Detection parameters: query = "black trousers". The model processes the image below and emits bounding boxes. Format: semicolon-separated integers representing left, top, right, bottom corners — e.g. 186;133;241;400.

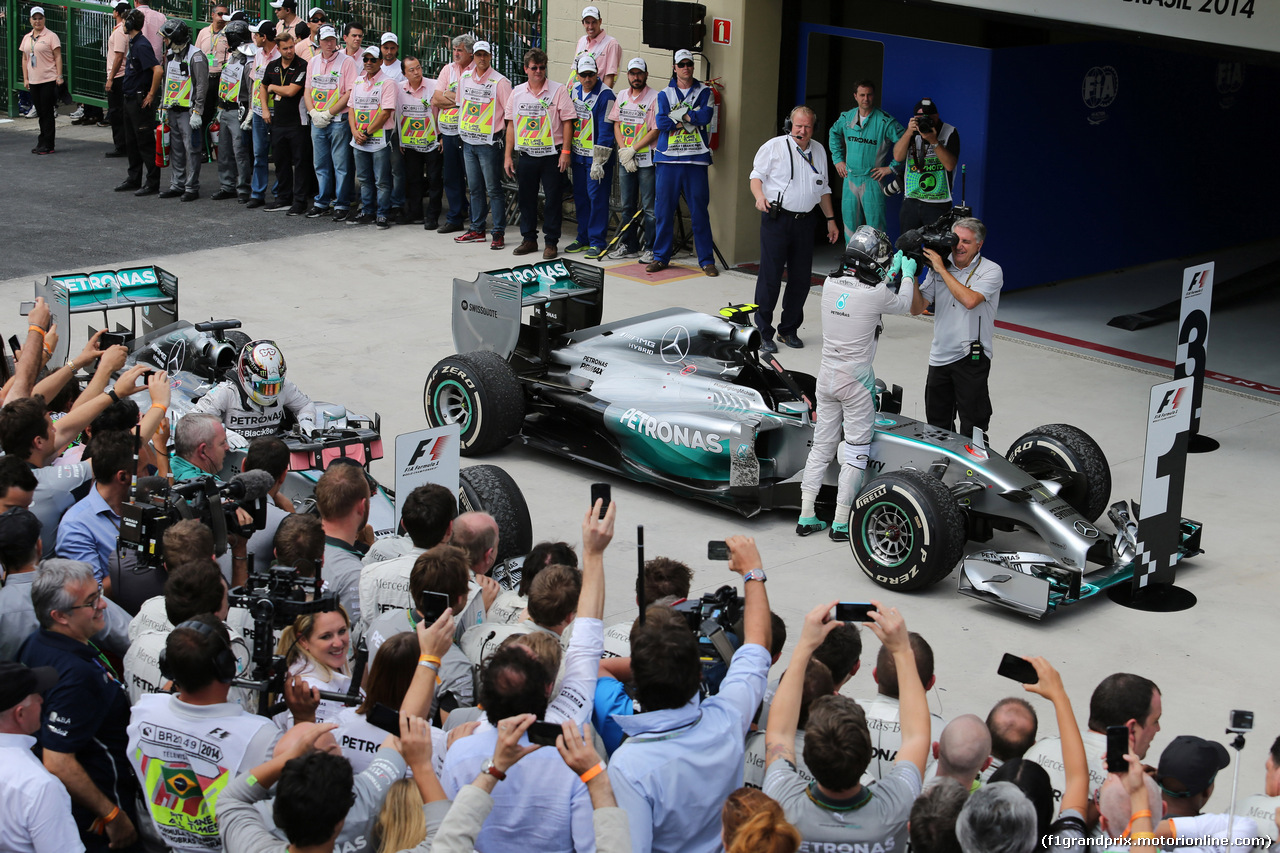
403;147;443;222
925;351;993;438
753;210;815;340
30;81;57;151
123;93;159;188
271;124;307;206
107;81;125;150
515;149;564;243
899;197;950;234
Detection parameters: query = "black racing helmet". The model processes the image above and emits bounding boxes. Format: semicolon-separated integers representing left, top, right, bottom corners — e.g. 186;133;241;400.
842;225;894;285
160;18;190;45
224;19;251;50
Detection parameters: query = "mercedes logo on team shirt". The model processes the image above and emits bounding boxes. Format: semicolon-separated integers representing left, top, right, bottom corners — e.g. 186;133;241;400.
660;325;690;364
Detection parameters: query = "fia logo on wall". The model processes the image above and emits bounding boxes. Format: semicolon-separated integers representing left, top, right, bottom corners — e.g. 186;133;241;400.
1216;61;1243;109
1082;66;1118;126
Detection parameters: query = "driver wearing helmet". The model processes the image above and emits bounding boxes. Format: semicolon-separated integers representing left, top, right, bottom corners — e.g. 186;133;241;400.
797;226;927;541
191;340;318;438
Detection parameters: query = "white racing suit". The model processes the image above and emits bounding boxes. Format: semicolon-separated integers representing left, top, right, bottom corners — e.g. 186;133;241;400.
800;271;918;514
191;380;318;439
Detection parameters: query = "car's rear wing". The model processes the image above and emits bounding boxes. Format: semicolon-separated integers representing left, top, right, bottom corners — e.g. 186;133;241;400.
31;266;179;367
452;259;603;360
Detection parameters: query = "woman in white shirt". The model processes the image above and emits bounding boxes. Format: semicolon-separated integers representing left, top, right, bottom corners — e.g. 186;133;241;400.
275;606;353;727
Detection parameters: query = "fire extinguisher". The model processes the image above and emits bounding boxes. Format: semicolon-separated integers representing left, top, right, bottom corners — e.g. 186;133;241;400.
207;118;219;163
155;111;170;168
706;77;724;152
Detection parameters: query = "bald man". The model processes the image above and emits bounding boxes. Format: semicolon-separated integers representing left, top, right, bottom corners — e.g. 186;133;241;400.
928;714;991;791
449;511;501;633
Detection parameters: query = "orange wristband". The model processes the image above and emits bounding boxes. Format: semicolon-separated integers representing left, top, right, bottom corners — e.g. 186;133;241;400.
28;325;46;336
579;762;605;784
149;403;167;412
1122;809;1152;839
419;655;442;665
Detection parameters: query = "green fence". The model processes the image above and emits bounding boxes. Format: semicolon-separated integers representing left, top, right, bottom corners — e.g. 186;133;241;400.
5;0;543;117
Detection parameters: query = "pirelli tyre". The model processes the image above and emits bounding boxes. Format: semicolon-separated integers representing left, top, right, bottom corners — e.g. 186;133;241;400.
458;464;533;563
424;351;525;456
1005;423;1111;522
848;470;967;592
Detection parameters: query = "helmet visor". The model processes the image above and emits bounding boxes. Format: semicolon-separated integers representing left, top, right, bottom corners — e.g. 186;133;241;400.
253;377;282;399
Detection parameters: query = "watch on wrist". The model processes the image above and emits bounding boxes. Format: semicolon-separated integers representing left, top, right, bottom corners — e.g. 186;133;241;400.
480;758;506;781
64;357;77;371
742;568;767;583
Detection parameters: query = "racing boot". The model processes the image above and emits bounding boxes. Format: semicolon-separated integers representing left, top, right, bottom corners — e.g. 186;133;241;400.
828;522;850;542
796;516;827;537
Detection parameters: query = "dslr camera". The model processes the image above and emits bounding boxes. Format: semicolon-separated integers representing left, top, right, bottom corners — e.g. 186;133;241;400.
915;113;936;135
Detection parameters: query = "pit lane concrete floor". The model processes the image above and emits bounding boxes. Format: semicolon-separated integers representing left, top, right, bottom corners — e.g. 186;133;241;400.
4;115;1279;812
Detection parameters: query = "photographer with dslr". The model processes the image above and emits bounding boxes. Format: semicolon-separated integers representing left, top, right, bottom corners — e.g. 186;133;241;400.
749;105;840;353
919;217;1003;439
892;99;959;233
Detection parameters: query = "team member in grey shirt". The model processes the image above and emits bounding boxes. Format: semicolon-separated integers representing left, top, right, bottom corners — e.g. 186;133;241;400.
919;216;1004;439
764;600;929;851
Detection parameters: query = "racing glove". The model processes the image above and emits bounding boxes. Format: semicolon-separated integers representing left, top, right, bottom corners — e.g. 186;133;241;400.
887;250;903;278
900;255;918;281
239;109;253;131
189;112;202;132
667;104;688;124
225;427;249;450
617;146;637;173
309;108;332;128
590;145;611;182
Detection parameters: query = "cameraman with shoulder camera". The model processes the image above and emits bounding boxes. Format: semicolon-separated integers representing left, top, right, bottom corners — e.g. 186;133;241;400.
748;105;840;353
919;217;1002;439
892;98;959;233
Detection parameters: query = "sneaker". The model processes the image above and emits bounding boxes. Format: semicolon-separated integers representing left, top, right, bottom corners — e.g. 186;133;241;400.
244;197;265;208
828;523;851;542
70;105;85;120
607;245;639;260
584;245;606;260
375;216;390;229
760;339;778;354
454;230;486;243
349;213;375;225
264;200;290;212
640;249;654;264
210;189;238;200
780;333;803;349
437;221;464;234
796;517;828;537
286;204;306;216
564;240;588;253
512;239;539;256
20;105;38;118
35;148;55;155
304;206;329;218
331;208;349;222
490;234;505;250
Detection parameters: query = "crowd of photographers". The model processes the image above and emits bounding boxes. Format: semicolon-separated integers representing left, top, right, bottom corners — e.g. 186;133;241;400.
1;297;1278;853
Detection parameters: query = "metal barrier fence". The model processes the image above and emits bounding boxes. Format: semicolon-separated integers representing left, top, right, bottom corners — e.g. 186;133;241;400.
5;0;543;117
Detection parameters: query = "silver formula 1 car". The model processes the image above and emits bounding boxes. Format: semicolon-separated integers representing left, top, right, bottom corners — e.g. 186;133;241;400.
423;260;1202;618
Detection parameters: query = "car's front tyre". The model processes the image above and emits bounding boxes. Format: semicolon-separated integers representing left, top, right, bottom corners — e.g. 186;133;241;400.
848;470;967;592
424;351;525;456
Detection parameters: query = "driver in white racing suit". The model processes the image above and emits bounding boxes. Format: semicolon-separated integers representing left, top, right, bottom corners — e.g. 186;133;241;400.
192;339;318;439
797;226;927;540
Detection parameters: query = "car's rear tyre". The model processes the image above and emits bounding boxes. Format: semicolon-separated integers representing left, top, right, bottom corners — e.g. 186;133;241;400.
1005;424;1111;522
458;464;534;562
424;351;525;456
849;470;967;591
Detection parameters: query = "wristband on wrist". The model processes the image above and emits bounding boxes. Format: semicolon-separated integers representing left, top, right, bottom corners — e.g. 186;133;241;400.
579;762;606;784
1122;810;1152;838
90;804;121;834
106;389;120;403
419;654;442;665
28;324;46;336
149;403;167;412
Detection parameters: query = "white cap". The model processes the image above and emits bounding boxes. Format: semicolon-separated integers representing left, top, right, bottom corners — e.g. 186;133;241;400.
111;0;129;9
29;5;45;15
268;0;284;6
627;57;646;72
472;39;491;54
380;31;397;45
674;49;694;64
252;19;272;33
227;10;247;21
576;54;597;73
317;24;336;39
361;45;379;57
305;6;323;17
581;5;600;19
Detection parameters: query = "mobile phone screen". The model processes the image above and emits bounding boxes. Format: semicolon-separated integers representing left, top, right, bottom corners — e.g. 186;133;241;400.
418;590;451;624
590;483;611;519
707;540;729;560
366;702;400;735
527;720;563;746
835;602;877;623
1106;725;1130;776
996;653;1039;684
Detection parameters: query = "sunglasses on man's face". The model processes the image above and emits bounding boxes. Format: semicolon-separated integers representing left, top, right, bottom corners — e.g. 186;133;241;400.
526;64;546;70
363;56;379;62
676;61;694;68
579;71;596;77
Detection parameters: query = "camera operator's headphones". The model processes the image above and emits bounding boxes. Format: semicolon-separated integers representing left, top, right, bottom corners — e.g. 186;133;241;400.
158;619;238;686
